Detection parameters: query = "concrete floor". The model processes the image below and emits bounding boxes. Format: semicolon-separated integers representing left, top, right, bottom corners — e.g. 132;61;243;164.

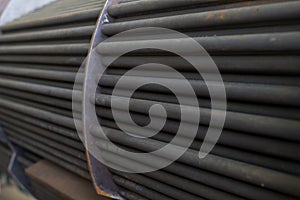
0;174;34;200
0;184;34;200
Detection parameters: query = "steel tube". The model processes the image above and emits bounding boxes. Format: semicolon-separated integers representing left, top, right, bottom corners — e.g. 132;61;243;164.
112;175;173;200
102;1;300;35
0;66;76;82
0;44;89;55
0;26;94;43
98;32;300;55
108;0;225;17
0;78;74;99
97;108;300;161
0;108;78;139
118;187;148;200
92;126;300;197
113;0;287;23
111;169;216;200
99;88;300;120
0;87;72;110
96;95;300;142
100;118;300;176
106;69;300;86
0;55;84;66
0;115;82;150
0;8;100;33
103;55;300;75
98;144;295;200
99;75;300;106
0;98;75;129
9;137;90;179
0;94;72;117
7;132;86;169
3;123;86;161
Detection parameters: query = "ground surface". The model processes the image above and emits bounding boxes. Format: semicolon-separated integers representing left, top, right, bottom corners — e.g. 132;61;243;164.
0;184;34;200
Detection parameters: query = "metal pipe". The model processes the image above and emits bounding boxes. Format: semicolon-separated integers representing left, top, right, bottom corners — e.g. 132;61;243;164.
0;94;72;117
96;94;300;142
98;144;296;200
97;32;300;54
108;0;221;17
92;126;300;197
106;69;300;86
8;137;90;180
0;55;85;66
0;44;89;55
112;175;173;200
118;187;148;200
0;66;76;82
111;169;214;200
103;55;300;75
0;26;94;43
7;131;87;169
0;87;72;110
0;98;75;129
0;63;78;72
0;8;100;33
0;78;74;99
0;108;78;140
0;115;83;151
113;0;287;23
99;75;300;106
99;88;300;120
100;118;300;176
0;74;74;89
102;1;300;35
3;123;86;161
96;107;300;161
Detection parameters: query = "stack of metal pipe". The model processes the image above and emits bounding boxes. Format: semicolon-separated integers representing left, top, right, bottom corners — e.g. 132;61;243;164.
0;0;299;199
0;0;162;199
0;0;103;184
93;0;300;199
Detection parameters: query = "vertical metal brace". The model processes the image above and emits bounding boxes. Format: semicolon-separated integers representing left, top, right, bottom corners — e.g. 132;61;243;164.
0;125;34;197
82;0;123;199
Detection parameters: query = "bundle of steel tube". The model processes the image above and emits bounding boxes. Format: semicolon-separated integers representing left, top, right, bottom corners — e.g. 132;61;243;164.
93;0;300;200
0;0;106;196
0;0;299;200
0;0;166;199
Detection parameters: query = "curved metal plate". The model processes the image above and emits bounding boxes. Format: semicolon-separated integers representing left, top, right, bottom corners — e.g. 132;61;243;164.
82;0;122;199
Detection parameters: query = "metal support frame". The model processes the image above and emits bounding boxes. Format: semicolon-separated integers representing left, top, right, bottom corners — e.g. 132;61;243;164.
82;0;123;199
0;124;33;196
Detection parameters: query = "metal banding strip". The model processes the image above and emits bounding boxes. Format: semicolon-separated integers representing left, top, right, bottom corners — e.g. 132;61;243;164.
82;0;122;199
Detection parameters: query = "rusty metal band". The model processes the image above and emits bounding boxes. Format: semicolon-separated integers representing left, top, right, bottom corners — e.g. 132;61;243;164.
82;0;122;199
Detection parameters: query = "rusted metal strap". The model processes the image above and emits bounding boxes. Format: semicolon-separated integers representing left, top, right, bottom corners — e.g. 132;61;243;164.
83;0;123;199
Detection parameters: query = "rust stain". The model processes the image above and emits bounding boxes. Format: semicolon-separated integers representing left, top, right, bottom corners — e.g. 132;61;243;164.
90;166;115;199
96;187;114;198
219;12;226;20
206;13;214;19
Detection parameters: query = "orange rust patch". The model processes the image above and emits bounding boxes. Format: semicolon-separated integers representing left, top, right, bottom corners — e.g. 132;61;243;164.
206;13;214;19
219;12;226;20
96;187;114;198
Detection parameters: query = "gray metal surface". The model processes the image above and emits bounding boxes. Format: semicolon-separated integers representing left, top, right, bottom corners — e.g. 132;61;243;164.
84;0;300;199
0;0;300;200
